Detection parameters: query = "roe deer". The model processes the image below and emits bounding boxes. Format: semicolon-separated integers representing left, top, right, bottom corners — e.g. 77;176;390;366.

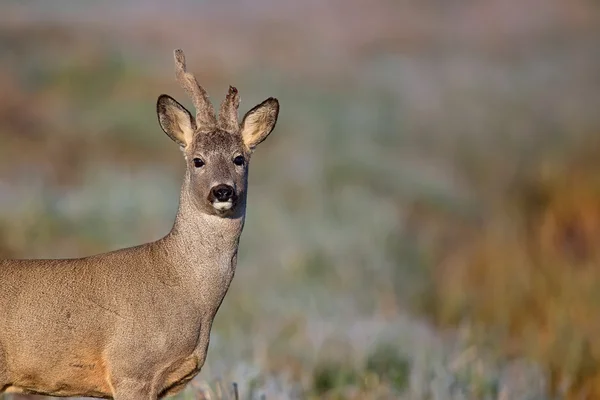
0;49;279;399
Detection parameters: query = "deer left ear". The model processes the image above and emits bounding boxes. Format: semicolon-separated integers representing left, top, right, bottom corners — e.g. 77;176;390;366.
157;94;196;148
240;98;279;151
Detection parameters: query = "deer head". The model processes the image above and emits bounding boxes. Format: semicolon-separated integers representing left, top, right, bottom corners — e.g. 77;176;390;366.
156;49;279;217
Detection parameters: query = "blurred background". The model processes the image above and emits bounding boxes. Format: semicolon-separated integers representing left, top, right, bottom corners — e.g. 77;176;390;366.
1;0;600;399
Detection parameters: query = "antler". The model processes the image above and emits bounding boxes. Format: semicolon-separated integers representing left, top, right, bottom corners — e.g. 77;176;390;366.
218;86;240;132
173;49;217;128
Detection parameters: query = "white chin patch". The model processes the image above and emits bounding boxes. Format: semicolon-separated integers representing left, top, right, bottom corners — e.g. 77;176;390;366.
213;200;233;211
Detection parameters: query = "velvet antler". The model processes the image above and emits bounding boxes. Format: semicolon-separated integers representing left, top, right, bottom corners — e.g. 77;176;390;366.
218;86;241;132
173;49;217;129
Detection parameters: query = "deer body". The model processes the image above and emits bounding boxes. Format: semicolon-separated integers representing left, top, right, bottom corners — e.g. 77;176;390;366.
0;49;279;399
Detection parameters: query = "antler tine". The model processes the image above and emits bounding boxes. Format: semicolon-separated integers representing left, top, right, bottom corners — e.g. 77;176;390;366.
218;86;240;132
173;49;217;128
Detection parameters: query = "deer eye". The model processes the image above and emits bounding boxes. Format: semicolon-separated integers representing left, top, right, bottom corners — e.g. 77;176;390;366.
233;155;245;166
193;158;205;168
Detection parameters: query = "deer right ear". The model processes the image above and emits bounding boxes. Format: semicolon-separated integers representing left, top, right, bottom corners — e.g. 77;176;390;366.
240;97;279;151
157;94;196;148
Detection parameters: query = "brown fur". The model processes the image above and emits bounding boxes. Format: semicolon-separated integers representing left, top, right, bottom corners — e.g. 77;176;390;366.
0;49;279;400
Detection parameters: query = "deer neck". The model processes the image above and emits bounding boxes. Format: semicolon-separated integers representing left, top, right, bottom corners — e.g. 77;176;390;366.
165;174;246;279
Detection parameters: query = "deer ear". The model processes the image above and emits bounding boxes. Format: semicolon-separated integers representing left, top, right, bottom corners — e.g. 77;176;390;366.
240;98;279;150
157;94;196;148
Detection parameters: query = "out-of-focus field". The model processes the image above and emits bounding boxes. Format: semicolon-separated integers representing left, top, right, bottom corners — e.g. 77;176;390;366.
1;0;600;399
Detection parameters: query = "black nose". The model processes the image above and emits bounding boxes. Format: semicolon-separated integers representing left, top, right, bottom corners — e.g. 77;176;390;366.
212;184;234;202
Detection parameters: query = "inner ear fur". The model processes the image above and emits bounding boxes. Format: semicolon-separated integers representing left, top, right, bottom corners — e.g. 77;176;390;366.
157;94;196;148
240;97;279;150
